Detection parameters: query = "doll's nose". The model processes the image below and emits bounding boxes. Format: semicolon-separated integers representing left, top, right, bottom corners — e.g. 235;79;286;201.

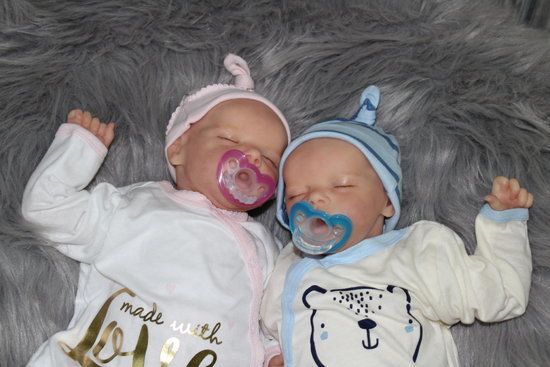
306;189;329;208
244;147;262;167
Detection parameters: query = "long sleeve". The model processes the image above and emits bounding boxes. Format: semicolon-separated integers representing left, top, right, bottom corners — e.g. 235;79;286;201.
21;123;121;263
416;204;531;325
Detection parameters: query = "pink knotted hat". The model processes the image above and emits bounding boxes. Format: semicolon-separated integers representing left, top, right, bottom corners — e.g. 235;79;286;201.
165;54;291;181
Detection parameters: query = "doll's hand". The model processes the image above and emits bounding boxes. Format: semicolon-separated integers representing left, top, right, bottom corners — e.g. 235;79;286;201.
67;109;115;148
267;354;284;367
484;176;534;210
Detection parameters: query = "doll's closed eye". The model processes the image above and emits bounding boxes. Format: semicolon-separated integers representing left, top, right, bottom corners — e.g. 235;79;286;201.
334;185;354;192
333;177;357;190
263;155;277;169
219;135;238;143
286;191;305;201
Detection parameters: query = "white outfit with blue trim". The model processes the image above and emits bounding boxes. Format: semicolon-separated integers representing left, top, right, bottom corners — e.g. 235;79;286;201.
261;208;531;366
22;123;280;367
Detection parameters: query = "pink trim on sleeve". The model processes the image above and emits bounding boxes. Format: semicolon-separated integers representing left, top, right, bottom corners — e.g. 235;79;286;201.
56;123;108;159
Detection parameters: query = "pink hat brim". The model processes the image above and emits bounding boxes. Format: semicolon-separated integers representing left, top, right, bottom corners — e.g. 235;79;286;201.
165;86;291;182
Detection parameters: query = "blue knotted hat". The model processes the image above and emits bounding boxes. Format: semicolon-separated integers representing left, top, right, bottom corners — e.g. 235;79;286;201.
276;85;402;232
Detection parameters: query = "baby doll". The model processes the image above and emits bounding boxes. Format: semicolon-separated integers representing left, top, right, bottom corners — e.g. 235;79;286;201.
260;86;533;367
21;54;290;367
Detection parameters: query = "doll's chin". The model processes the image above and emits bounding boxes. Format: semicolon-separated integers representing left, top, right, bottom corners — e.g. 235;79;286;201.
225;199;257;212
209;191;250;212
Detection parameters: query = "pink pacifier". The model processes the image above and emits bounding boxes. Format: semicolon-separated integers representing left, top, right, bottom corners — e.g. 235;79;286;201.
217;149;276;208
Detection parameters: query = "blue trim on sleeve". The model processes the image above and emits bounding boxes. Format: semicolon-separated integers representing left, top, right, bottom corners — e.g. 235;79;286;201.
480;203;529;222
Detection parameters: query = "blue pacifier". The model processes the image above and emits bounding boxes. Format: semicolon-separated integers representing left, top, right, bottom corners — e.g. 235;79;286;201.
289;201;353;255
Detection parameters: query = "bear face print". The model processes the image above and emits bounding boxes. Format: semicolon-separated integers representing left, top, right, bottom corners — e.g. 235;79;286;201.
301;284;422;366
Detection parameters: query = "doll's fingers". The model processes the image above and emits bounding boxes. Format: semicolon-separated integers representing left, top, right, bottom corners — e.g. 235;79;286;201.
71;109;84;125
492;176;508;195
509;178;520;198
517;188;528;206
67;109;82;124
97;123;107;139
526;193;534;208
90;117;101;135
103;123;115;143
103;122;116;147
485;194;508;210
484;194;499;206
81;111;92;129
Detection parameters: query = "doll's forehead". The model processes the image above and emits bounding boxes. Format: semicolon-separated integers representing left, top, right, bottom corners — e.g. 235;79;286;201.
286;138;374;169
283;138;382;190
197;100;285;136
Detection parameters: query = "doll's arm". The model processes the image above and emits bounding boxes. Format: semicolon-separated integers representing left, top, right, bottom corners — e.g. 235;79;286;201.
471;176;533;321
465;177;532;322
417;179;532;325
21;110;118;262
416;217;530;325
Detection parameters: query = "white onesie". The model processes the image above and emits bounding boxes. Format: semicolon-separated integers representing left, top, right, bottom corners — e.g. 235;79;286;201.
22;123;280;367
261;207;531;366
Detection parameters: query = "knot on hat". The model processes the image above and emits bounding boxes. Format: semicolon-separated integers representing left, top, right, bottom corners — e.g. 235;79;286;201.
224;53;255;90
355;85;380;126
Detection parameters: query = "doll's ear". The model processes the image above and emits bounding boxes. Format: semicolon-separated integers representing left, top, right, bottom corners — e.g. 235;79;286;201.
167;136;186;166
382;199;395;218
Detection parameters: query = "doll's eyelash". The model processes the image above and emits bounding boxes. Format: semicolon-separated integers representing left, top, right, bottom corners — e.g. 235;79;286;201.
264;156;277;168
287;193;303;200
220;136;237;143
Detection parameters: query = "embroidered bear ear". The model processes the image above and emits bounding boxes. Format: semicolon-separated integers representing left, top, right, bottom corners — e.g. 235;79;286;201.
354;85;380;126
302;285;327;309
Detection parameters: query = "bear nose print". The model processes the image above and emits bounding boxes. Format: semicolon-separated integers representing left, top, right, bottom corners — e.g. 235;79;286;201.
358;318;377;330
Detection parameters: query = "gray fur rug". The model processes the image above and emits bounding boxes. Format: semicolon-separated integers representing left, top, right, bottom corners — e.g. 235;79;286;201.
1;0;549;366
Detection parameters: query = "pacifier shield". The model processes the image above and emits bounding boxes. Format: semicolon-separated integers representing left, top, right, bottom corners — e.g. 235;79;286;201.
217;149;276;208
289;201;352;255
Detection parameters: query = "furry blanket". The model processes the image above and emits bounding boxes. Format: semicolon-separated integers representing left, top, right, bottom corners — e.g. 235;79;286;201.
1;0;549;366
